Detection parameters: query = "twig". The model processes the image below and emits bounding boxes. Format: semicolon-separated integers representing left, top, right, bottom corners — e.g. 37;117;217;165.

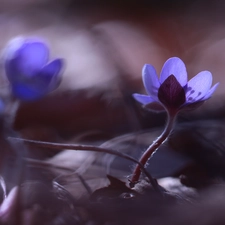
8;137;161;192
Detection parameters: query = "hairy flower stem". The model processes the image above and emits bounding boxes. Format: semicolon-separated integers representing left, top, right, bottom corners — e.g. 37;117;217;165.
130;110;177;186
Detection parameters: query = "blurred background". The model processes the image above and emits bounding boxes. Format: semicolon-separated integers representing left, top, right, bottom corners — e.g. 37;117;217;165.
1;2;225;224
0;0;220;136
1;0;225;182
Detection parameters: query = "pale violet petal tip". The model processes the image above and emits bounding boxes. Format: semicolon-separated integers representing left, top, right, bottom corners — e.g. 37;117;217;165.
142;64;160;96
133;93;155;105
39;58;64;92
202;82;219;100
186;71;213;102
42;58;64;76
160;57;187;87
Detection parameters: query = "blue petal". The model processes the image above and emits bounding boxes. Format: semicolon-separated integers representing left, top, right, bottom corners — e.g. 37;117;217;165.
11;83;46;101
142;64;160;98
133;93;156;105
160;57;187;87
5;38;49;82
11;59;64;101
201;83;219;101
186;71;212;103
38;59;63;91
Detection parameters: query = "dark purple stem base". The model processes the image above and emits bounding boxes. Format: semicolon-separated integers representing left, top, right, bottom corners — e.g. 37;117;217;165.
130;111;177;186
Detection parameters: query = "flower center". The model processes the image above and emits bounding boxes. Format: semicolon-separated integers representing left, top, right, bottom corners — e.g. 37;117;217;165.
158;75;185;109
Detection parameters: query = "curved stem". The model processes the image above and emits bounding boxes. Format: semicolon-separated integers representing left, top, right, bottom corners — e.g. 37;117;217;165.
130;111;177;186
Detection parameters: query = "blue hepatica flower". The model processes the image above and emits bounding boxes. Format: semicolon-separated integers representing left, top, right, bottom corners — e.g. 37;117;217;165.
133;57;219;113
4;37;64;101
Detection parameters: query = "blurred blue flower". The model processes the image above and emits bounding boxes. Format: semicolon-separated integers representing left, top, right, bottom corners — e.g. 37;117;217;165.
4;37;64;101
133;57;219;113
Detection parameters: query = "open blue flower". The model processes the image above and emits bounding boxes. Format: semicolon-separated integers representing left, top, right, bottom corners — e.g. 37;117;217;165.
133;57;219;113
4;37;64;101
